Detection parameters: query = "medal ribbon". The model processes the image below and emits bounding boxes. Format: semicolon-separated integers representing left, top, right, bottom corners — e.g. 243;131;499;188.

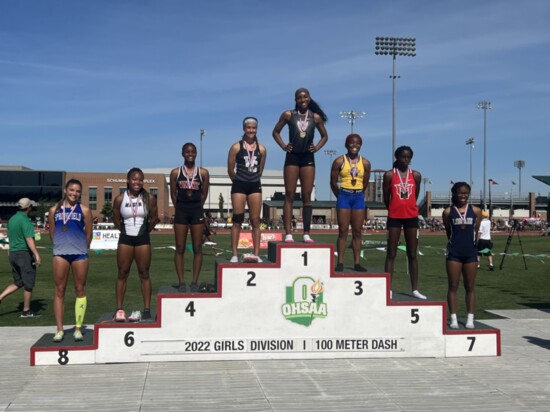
183;165;198;189
62;201;77;226
453;204;468;226
298;110;309;134
394;167;411;194
129;194;141;226
347;155;359;178
244;141;256;170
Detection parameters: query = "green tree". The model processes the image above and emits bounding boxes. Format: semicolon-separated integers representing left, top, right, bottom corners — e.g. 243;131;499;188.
218;193;225;219
101;201;113;222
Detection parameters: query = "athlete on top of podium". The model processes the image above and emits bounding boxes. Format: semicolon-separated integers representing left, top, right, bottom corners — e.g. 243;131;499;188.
272;88;328;244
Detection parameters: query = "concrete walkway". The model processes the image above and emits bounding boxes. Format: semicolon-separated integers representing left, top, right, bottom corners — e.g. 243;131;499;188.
1;309;550;412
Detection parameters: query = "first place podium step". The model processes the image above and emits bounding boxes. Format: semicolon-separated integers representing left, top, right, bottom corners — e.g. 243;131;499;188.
31;241;500;366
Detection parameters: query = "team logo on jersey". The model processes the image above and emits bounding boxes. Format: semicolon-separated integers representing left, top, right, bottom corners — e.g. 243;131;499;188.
281;276;327;327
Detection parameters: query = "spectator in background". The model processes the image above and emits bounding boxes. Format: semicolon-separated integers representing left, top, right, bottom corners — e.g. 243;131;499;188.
477;210;494;271
0;198;41;317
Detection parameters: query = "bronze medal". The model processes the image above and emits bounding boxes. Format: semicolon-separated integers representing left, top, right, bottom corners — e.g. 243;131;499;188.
61;225;68;232
351;178;357;186
186;190;193;198
460;224;466;230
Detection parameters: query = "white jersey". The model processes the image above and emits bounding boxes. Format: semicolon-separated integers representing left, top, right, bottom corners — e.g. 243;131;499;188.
120;191;148;236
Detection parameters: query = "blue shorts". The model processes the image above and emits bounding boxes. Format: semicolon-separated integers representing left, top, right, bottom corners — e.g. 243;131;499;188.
54;254;88;263
336;189;365;210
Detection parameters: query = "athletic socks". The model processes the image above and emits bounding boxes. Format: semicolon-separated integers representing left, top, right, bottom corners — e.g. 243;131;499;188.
412;290;427;300
75;296;87;328
466;313;475;329
449;313;458;329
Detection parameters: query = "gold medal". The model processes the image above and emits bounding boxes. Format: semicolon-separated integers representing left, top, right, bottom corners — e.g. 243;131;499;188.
300;131;306;138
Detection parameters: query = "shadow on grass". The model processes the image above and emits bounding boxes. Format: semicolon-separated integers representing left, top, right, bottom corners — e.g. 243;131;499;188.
520;303;550;312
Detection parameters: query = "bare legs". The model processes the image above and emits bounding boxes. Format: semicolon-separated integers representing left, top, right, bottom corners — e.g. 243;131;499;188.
283;165;315;237
116;244;152;310
174;223;203;286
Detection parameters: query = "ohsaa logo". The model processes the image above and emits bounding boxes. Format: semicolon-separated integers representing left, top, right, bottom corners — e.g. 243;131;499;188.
281;276;327;327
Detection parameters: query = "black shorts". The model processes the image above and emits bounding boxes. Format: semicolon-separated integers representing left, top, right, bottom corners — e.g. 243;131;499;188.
231;180;262;195
175;204;204;226
118;232;151;247
284;151;315;168
387;217;419;229
477;239;493;254
9;250;36;290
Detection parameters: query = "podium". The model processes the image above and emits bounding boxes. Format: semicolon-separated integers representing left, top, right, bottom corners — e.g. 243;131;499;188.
31;242;500;366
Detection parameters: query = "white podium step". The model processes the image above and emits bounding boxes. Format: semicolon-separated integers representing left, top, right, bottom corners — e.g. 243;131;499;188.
31;242;500;366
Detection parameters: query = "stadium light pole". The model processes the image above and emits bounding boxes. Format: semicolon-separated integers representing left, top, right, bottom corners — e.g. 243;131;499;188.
340;111;366;134
514;160;525;198
375;36;416;163
199;128;206;168
465;137;475;187
325;149;337;201
477;101;491;210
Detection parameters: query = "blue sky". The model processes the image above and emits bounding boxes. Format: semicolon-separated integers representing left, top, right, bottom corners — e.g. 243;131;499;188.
1;0;549;201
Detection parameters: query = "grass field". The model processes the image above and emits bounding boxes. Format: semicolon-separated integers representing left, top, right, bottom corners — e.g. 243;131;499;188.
0;230;549;329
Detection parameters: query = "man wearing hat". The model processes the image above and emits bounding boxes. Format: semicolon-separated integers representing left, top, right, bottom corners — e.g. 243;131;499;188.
477;210;494;271
0;198;42;317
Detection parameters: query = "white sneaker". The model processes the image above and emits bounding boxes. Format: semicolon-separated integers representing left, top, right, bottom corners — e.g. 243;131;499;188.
256;256;263;263
230;256;239;263
465;320;475;329
114;309;126;322
303;234;314;243
242;253;258;263
284;234;294;243
412;290;427;300
449;320;459;329
128;310;141;322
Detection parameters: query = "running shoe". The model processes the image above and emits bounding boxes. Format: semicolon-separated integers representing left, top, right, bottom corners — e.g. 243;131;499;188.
242;253;259;263
114;309;126;322
335;263;344;272
229;256;239;263
53;331;64;342
128;310;141;322
21;310;40;318
284;234;294;243
142;309;152;320
303;235;314;243
73;330;84;341
177;283;188;293
189;283;199;293
354;264;368;272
